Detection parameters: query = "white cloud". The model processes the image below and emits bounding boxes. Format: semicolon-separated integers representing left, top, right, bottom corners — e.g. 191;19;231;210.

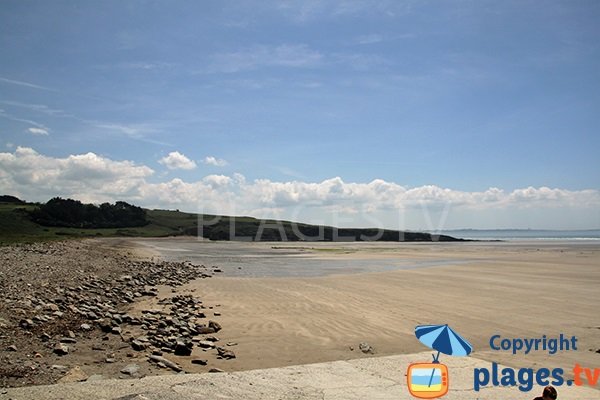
27;127;49;135
0;147;153;203
202;156;228;167
159;151;197;170
0;148;598;229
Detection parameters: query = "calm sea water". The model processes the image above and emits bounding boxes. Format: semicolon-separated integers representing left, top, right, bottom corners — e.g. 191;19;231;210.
433;229;600;241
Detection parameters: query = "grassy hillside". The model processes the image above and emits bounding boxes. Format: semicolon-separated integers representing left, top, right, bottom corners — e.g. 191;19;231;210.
0;198;463;244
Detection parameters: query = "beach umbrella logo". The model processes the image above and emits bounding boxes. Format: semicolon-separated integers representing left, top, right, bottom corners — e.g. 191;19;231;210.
406;324;473;399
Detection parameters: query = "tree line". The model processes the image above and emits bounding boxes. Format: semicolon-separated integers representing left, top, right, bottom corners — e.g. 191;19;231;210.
30;197;148;228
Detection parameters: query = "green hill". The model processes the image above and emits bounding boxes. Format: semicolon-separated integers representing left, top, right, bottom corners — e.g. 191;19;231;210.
0;196;463;244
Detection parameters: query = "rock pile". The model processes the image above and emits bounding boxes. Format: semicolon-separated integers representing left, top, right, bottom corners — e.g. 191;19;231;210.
0;240;229;388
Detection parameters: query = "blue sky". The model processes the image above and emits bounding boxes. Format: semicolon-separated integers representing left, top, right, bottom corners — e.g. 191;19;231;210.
1;1;599;229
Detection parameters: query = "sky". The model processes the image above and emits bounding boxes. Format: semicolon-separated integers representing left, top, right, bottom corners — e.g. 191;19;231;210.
0;0;599;230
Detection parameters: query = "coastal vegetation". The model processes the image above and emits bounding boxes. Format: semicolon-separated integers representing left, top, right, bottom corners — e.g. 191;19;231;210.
0;195;462;244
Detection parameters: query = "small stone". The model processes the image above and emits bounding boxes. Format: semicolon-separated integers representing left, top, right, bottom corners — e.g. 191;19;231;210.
174;340;193;356
86;374;105;382
148;355;182;372
7;345;17;352
208;320;222;332
53;343;69;355
191;358;207;365
19;318;34;329
198;341;215;349
80;323;92;331
120;364;140;376
58;366;88;383
226;342;238;347
60;337;77;344
195;326;215;334
131;340;147;351
111;326;122;335
359;342;374;354
209;368;224;373
216;347;236;359
105;358;116;363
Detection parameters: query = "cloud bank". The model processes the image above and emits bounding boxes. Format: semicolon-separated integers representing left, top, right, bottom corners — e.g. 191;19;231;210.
1;148;598;229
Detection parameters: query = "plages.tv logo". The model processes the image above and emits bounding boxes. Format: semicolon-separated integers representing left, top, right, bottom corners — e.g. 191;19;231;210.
407;324;473;399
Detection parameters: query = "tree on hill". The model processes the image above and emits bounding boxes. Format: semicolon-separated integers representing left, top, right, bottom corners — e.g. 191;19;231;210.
0;195;25;204
30;197;147;228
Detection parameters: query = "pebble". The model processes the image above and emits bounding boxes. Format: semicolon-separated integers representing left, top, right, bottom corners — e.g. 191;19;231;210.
191;358;208;365
53;343;69;355
148;355;182;372
216;347;236;359
359;342;374;354
120;364;140;376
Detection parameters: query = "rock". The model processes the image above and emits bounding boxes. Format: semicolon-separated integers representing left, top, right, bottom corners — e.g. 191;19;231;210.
191;358;208;365
148;355;182;372
226;342;238;347
359;342;374;354
7;345;17;352
53;343;69;355
195;326;215;334
80;323;92;331
51;364;68;371
99;320;113;333
19;318;34;329
111;326;122;335
208;320;222;332
131;340;147;351
198;341;215;349
216;347;236;359
174;340;193;356
58;366;88;383
59;337;77;344
105;358;116;363
120;364;140;376
209;368;224;373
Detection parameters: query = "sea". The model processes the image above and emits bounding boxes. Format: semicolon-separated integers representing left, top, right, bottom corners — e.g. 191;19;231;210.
431;229;600;241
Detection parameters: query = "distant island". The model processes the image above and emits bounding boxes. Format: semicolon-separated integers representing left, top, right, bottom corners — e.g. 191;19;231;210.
0;195;464;244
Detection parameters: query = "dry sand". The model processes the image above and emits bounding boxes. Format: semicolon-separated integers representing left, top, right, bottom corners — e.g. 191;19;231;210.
134;241;600;377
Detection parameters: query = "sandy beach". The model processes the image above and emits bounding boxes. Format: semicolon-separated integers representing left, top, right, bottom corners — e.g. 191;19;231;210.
134;240;600;377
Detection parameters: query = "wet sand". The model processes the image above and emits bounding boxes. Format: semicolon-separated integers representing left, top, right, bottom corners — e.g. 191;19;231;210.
134;240;600;377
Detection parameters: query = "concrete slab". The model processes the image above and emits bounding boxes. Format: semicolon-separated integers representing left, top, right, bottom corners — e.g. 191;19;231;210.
1;352;598;399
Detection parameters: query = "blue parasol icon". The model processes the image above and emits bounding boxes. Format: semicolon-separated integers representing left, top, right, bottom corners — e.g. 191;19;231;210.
415;324;473;387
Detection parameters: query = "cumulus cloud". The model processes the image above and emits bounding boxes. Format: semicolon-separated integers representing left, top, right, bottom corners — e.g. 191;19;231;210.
0;147;153;203
202;156;228;167
28;127;49;135
1;148;598;229
159;151;197;170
